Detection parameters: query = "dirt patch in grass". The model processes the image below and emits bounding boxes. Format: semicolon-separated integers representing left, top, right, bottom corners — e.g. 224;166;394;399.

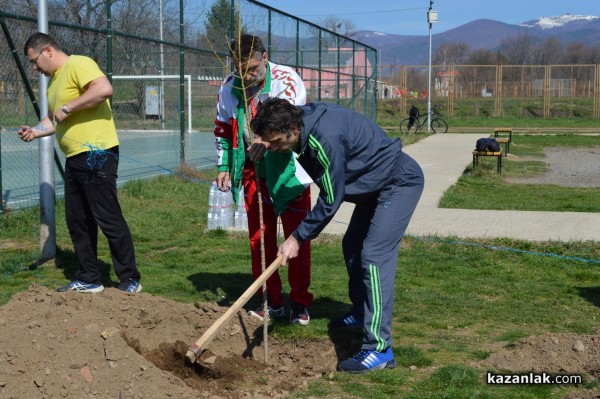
0;239;35;251
507;147;600;188
0;241;20;250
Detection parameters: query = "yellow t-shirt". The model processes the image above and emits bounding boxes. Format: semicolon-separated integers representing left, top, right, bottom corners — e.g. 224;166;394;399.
47;55;119;158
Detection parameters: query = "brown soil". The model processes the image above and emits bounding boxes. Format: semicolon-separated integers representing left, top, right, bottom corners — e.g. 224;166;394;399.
480;332;600;376
477;331;600;399
1;284;598;399
0;284;337;399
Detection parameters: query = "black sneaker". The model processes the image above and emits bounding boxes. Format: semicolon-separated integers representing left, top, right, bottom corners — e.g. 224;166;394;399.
337;347;397;374
329;311;362;329
290;303;310;326
56;280;104;293
118;278;142;293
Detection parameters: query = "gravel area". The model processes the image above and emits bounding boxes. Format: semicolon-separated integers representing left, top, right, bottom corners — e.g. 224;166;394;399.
507;147;600;187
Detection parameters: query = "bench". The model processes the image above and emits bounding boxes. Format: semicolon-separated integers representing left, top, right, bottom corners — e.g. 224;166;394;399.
494;127;512;141
495;138;510;156
494;128;512;156
494;127;512;157
473;150;502;175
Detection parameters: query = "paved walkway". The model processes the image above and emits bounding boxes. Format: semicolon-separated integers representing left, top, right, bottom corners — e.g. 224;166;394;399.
314;133;600;242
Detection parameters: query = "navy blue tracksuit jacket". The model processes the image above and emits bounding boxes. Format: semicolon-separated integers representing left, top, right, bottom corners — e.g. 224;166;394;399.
291;102;424;351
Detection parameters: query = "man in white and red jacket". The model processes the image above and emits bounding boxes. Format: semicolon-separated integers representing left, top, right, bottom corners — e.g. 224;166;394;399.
213;35;313;325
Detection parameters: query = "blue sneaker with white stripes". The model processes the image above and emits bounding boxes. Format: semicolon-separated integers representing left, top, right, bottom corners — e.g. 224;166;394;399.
337;347;397;374
56;280;104;293
118;278;142;293
328;311;362;329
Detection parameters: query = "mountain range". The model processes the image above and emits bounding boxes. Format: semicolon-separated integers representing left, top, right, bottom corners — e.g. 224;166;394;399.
349;14;600;65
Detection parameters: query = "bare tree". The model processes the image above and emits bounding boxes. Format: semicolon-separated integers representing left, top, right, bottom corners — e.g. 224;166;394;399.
318;16;357;37
532;37;563;65
584;46;600;64
51;0;106;29
466;48;505;65
0;0;35;14
499;33;536;65
564;42;588;64
565;42;600;64
433;42;470;66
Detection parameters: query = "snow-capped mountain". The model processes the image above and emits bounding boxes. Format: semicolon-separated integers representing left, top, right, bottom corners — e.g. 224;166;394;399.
350;13;600;66
521;14;599;30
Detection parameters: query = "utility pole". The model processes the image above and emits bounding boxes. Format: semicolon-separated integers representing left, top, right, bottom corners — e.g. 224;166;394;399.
379;43;383;97
427;1;438;132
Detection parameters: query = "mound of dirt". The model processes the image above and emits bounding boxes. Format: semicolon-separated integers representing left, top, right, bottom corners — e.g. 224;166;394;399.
1;284;597;399
0;284;336;399
481;331;600;376
478;331;600;399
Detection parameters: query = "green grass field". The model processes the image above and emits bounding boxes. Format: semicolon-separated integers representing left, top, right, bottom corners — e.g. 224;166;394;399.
1;164;599;398
440;134;600;212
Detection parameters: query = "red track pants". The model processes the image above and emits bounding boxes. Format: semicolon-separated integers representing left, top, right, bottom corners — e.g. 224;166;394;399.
243;162;313;308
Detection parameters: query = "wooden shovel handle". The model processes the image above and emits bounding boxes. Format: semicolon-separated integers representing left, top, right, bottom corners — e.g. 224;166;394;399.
185;254;283;363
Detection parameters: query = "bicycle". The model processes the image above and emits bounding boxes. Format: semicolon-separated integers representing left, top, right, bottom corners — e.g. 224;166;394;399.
399;107;448;134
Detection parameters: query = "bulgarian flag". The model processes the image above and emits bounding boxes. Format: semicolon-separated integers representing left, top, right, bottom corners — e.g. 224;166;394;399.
262;151;313;215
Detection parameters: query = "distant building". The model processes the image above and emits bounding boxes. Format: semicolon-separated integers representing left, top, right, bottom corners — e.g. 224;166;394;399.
294;47;375;99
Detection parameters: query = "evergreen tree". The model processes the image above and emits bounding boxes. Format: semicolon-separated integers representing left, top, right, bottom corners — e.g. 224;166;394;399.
202;0;245;55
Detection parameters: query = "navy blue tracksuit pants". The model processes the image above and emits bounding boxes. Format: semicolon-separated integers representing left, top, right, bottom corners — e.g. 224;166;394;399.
341;154;424;352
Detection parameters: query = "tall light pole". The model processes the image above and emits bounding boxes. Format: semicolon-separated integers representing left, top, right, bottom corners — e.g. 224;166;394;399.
379;43;383;86
427;1;438;132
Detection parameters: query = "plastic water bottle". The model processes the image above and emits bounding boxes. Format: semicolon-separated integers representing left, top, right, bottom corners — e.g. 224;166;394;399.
219;198;233;229
207;182;219;230
234;187;248;231
217;186;234;229
239;189;248;231
208;182;234;230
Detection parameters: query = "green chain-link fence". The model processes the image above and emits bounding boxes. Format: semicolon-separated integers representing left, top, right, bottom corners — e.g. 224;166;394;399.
0;0;378;211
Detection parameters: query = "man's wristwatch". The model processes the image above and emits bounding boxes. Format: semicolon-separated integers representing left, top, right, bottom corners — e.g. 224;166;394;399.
61;105;71;115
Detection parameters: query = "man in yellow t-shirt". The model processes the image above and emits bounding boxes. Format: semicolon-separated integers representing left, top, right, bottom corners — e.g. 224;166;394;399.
18;32;141;294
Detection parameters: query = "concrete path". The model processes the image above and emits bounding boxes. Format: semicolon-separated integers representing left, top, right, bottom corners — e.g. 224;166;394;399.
314;133;600;242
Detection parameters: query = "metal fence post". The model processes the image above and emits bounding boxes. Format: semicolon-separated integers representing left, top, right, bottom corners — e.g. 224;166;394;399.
0;126;3;212
37;0;56;261
179;0;185;164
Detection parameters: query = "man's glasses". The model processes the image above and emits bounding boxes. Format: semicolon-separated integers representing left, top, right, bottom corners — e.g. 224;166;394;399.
30;47;47;65
236;55;265;76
